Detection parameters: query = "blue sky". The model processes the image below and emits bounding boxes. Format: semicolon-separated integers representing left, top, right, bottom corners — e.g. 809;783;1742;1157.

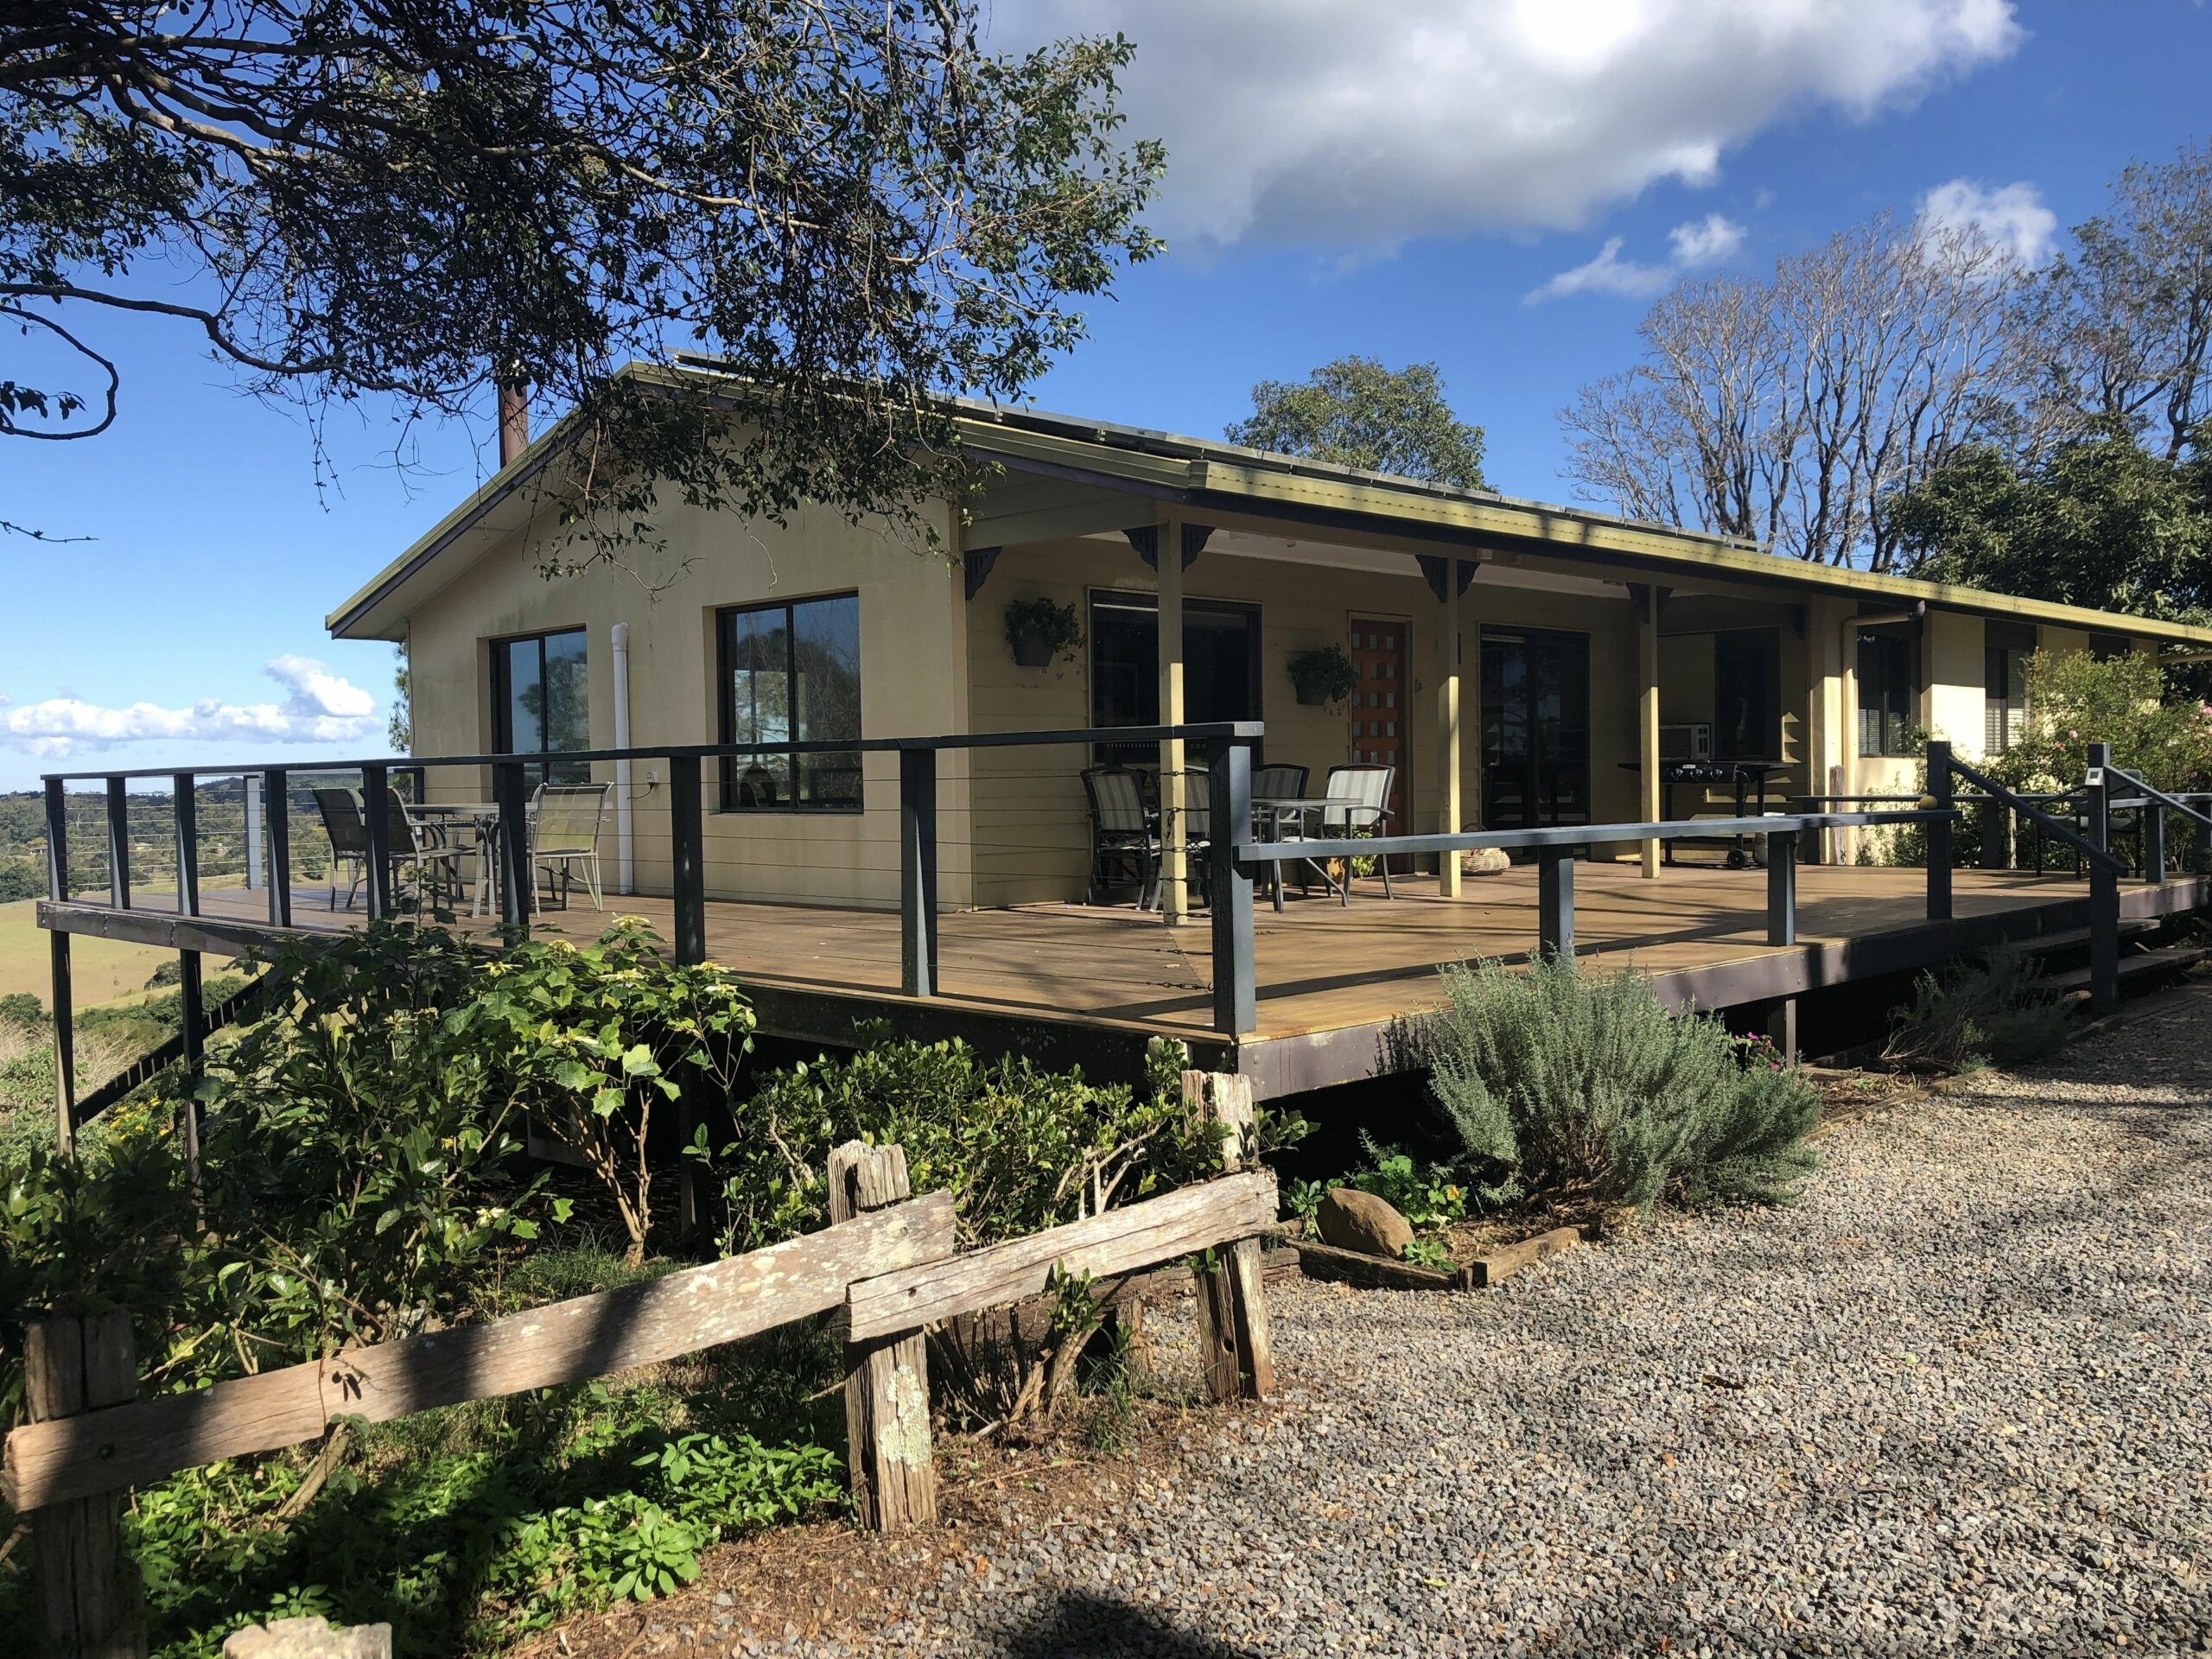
3;0;2208;790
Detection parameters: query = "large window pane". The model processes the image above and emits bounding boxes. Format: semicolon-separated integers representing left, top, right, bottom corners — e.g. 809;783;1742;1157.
1088;591;1260;766
1713;630;1778;760
501;638;543;755
793;594;861;806
718;595;862;810
1857;629;1917;757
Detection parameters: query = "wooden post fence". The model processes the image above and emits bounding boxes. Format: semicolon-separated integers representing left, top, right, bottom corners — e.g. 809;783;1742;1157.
1183;1071;1276;1402
4;1109;1279;1623
25;1312;143;1659
828;1141;937;1532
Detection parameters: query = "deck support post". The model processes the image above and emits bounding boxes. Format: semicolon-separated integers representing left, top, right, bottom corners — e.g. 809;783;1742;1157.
1765;833;1796;946
26;1311;146;1659
899;748;939;997
1762;996;1798;1061
666;757;705;966
173;774;204;1178
1636;586;1662;879
1439;563;1463;899
1925;740;1953;922
104;775;130;910
829;1141;937;1532
2085;743;2119;1014
1205;737;1256;1036
2144;785;2167;884
493;760;532;933
45;778;76;1148
361;763;392;920
261;768;291;927
1980;792;2007;871
1156;512;1188;925
1537;849;1575;959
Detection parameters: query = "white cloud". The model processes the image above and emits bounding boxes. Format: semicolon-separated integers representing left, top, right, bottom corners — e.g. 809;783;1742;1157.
1525;213;1746;303
0;657;385;760
1916;177;2057;266
990;0;2021;252
1668;213;1748;266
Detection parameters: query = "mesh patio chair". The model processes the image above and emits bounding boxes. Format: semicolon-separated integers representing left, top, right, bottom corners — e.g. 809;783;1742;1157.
531;781;612;910
1319;763;1398;902
1251;763;1310;802
1173;765;1215;909
1080;766;1161;909
311;786;368;910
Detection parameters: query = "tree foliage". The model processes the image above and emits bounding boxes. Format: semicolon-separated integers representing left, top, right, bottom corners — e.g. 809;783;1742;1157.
2019;140;2212;462
1226;356;1487;490
1560;213;2037;569
1893;419;2212;623
1;3;1163;561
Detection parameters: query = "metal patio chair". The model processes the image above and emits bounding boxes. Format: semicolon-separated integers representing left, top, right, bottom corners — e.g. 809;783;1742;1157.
1174;765;1215;909
1319;763;1398;902
531;781;612;910
311;786;369;911
1251;763;1310;804
1081;766;1161;909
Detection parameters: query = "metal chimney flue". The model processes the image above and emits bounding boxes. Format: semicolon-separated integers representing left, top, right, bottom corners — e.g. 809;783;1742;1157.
497;384;529;467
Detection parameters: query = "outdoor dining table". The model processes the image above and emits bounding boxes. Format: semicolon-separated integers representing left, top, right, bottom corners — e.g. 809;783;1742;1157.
1250;796;1369;910
404;801;507;915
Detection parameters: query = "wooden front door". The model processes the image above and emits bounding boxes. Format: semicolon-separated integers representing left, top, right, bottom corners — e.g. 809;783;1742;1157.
1347;619;1409;823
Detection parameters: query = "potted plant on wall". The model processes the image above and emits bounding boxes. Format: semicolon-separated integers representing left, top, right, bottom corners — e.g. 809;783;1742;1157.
1288;644;1358;708
1005;596;1084;668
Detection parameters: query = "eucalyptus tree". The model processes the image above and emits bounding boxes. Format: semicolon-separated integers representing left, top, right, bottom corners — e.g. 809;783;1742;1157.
1;2;1164;560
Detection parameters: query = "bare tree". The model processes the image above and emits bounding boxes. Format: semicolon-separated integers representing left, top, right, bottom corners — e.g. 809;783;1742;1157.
1561;212;2037;569
2020;142;2212;461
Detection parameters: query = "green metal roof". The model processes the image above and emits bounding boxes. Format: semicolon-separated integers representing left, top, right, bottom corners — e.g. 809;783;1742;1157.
327;363;2212;648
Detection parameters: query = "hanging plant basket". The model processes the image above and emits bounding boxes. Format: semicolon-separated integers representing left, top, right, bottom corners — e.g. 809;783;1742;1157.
1004;597;1083;670
1289;644;1358;709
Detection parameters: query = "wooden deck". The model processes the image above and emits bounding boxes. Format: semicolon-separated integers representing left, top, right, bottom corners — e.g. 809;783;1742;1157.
48;860;2207;1096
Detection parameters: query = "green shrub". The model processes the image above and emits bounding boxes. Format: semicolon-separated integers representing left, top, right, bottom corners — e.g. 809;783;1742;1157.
715;1033;1280;1254
1426;957;1820;1210
472;918;756;1262
1883;950;2068;1073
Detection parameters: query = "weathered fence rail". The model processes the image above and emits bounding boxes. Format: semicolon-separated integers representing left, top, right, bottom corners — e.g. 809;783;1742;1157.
3;1074;1277;1657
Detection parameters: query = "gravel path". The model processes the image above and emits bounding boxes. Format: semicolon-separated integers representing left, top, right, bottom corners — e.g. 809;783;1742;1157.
721;990;2212;1657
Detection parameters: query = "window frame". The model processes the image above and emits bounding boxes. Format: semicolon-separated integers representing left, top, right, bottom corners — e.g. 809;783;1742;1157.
1856;624;1921;759
714;592;864;814
489;626;592;790
1086;588;1263;766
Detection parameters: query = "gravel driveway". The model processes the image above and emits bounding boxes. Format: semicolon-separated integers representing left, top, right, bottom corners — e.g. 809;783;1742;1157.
684;989;2212;1658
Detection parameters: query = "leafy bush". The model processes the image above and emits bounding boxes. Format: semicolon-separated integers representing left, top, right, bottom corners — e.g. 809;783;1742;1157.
1985;648;2212;798
1338;1141;1467;1233
1427;957;1820;1211
105;1366;843;1658
714;1032;1277;1255
473;920;755;1262
1884;950;2069;1073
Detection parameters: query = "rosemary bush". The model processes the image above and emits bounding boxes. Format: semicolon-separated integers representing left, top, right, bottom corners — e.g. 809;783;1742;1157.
1427;957;1820;1210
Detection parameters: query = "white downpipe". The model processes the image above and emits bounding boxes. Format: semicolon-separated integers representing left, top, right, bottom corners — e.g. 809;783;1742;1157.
612;621;634;893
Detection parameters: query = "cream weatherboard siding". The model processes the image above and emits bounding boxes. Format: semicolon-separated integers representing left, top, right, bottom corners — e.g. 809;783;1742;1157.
404;495;977;909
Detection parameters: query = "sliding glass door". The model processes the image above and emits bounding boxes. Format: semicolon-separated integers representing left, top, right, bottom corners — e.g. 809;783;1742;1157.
1480;628;1591;831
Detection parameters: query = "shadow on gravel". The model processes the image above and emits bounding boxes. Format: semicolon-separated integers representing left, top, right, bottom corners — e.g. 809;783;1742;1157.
995;1591;1262;1658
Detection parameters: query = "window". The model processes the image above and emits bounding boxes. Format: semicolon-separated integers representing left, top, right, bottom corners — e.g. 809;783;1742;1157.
716;594;861;810
2090;631;2131;663
492;628;591;789
1712;629;1781;760
1089;591;1261;766
1985;622;2034;753
1857;626;1920;757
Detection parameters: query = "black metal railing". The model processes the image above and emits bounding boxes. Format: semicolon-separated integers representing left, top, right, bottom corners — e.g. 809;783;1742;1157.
37;725;2211;1137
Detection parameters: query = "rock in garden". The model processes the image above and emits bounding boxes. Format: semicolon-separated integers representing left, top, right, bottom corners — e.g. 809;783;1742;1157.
223;1617;392;1659
1460;845;1511;877
1315;1187;1414;1258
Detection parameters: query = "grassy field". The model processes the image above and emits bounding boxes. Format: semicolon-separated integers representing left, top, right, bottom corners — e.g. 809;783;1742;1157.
0;898;175;1007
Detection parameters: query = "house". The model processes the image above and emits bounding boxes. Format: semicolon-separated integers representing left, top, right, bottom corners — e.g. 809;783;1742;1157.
328;364;2208;921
